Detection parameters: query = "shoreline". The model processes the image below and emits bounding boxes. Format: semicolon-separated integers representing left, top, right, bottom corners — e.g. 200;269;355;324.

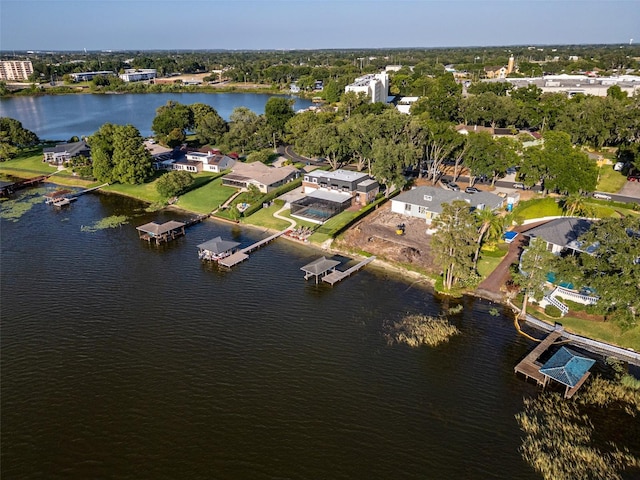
6;174;640;358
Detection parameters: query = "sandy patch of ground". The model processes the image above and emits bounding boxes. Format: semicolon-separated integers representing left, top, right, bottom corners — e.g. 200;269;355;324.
336;201;436;274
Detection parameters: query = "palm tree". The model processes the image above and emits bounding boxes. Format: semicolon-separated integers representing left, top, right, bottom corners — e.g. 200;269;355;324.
473;209;504;269
563;193;585;217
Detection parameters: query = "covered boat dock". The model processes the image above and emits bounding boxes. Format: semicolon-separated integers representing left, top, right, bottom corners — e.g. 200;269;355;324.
198;237;241;262
136;220;186;244
301;257;341;283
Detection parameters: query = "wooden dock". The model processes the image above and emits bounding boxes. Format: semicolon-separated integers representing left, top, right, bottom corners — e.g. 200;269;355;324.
1;175;49;197
45;183;109;207
240;229;288;254
322;256;376;285
51;196;77;207
514;329;564;386
218;229;288;268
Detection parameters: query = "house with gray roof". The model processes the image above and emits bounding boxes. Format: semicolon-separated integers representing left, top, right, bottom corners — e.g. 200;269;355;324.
43;141;91;165
390;186;504;224
302;169;379;206
524;218;594;254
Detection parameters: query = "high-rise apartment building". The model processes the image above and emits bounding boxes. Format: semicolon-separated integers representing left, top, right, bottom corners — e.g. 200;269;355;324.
0;60;34;81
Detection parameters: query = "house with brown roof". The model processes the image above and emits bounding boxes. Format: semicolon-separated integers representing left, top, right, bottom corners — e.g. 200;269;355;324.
222;161;300;193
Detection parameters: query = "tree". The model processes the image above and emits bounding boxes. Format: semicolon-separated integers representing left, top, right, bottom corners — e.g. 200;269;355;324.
562;193;593;217
110;124;153;184
473;209;503;269
156;170;194;198
224;107;269;153
514;237;555;319
89;123;117;183
576;217;640;328
370;138;414;196
431;200;478;290
151;101;194;144
190;103;227;145
264;97;295;146
0;117;39;149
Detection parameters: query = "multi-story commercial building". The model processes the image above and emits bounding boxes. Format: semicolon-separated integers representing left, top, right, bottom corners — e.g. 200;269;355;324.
119;69;157;82
345;72;389;103
70;71;115;82
0;60;34;81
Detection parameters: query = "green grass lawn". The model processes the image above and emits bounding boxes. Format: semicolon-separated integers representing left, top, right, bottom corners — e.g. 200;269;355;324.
104;180;165;204
242;203;292;230
0;148;57;177
308;209;362;244
477;254;505;278
513;197;563;220
176;176;236;214
596;166;627;193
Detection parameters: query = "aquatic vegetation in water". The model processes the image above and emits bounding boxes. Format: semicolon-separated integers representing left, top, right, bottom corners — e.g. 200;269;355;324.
516;375;640;480
385;314;460;348
489;307;500;317
81;215;129;232
0;188;48;221
448;304;464;314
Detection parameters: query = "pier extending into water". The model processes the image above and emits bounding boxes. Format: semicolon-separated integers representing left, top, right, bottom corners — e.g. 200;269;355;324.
219;229;289;268
45;183;109;207
1;175;49;197
322;256;376;285
301;255;376;285
514;328;563;386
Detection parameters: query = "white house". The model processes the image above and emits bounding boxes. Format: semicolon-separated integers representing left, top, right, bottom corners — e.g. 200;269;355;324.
173;151;236;173
391;186;504;224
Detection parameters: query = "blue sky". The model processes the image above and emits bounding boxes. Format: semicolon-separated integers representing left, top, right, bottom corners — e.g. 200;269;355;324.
2;0;639;51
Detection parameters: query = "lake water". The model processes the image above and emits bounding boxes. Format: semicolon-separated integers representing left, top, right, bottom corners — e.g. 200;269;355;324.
0;187;545;479
0;92;314;141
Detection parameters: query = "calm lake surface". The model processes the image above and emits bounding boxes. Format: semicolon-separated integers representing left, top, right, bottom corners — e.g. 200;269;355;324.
0;92;314;141
0;187;544;479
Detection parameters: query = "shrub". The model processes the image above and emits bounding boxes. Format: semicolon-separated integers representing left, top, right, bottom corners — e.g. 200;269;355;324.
545;304;563;318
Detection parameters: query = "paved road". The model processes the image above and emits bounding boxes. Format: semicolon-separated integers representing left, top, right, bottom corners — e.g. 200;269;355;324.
441;174;640;204
277;145;327;166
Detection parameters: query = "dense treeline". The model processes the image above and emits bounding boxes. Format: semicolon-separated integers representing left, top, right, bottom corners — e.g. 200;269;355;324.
3;44;638;87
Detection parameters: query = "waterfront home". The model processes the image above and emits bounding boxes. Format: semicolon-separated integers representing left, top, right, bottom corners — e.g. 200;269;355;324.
291;169;379;224
524;218;595;255
171;151;236;174
391;186;504;225
222;161;300;193
302;169;379;206
43;141;91;166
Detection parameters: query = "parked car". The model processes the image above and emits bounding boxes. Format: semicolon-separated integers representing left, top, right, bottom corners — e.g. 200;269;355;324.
513;182;527;190
628;174;640;182
592;192;612;200
440;178;450;186
448;182;460;191
465;187;480;194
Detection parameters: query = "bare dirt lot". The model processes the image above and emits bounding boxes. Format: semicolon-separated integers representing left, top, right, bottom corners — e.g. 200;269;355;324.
336;201;437;274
